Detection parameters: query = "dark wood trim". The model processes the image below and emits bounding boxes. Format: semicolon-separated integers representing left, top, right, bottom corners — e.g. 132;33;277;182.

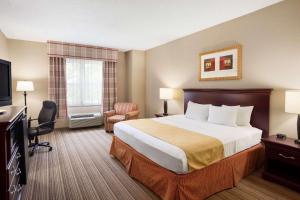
183;88;272;138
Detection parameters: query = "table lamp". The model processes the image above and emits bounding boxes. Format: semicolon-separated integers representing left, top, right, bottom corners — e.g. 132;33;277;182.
285;90;300;144
16;81;34;107
159;88;174;116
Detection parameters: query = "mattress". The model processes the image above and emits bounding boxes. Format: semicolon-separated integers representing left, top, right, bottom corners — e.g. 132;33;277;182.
114;115;262;174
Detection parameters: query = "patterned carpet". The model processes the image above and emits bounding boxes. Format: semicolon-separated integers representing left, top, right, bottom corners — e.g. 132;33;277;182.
21;128;300;200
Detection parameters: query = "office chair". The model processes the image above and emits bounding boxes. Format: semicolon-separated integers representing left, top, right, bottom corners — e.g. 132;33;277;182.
28;101;57;156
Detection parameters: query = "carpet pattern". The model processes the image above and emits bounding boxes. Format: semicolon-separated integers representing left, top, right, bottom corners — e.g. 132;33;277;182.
21;128;300;200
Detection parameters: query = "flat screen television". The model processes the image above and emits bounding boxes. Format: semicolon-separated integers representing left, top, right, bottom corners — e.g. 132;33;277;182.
0;59;12;106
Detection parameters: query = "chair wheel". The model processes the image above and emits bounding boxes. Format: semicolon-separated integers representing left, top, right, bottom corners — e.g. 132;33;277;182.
49;147;53;151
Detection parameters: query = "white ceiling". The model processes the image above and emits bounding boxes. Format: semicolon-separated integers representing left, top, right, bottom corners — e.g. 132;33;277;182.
0;0;282;51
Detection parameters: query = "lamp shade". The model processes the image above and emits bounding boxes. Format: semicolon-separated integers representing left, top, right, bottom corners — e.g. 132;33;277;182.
160;88;174;100
285;90;300;114
16;81;34;92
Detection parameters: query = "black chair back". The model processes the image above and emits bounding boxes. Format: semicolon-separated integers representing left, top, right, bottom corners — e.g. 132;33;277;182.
38;101;57;129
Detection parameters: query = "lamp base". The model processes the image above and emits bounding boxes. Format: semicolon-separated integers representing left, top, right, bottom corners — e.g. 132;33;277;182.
163;100;168;116
295;139;300;144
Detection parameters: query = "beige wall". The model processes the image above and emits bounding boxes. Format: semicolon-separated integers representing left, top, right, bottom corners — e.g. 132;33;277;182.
117;51;127;102
0;30;9;60
126;50;146;117
7;39;127;127
146;0;300;138
8;39;51;125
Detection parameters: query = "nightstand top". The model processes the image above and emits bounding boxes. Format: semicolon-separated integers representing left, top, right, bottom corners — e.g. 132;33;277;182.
262;135;300;150
155;113;174;117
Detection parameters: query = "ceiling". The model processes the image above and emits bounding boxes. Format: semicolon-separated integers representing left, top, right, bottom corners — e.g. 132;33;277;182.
0;0;282;51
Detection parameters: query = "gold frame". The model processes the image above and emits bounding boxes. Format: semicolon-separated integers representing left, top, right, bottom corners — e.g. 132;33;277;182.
198;45;242;81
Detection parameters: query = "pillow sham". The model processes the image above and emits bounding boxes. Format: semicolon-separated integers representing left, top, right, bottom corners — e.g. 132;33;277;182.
208;105;238;127
185;101;210;121
223;105;254;126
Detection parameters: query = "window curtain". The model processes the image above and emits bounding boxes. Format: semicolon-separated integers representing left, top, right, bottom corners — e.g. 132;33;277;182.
103;61;117;112
47;41;118;117
49;57;67;119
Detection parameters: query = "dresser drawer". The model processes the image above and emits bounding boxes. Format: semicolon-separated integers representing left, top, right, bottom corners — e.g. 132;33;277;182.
7;147;21;170
8;175;21;200
8;161;21;188
266;145;300;166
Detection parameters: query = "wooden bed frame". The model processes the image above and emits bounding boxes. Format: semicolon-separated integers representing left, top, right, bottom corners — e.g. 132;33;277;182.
110;88;272;200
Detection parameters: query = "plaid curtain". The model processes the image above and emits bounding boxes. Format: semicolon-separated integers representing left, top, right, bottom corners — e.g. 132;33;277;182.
47;41;118;62
49;57;67;119
48;41;118;115
103;61;117;112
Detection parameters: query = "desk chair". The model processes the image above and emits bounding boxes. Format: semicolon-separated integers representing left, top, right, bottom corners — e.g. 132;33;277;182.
28;101;57;156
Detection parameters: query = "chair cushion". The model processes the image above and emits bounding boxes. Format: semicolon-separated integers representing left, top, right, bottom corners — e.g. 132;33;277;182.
107;115;126;123
115;103;138;115
28;126;53;136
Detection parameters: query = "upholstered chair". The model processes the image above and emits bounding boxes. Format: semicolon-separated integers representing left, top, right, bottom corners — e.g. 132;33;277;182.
104;102;139;132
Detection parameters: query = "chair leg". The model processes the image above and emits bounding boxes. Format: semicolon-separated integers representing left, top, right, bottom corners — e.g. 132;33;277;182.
39;144;53;151
28;136;52;156
40;141;50;145
29;144;37;157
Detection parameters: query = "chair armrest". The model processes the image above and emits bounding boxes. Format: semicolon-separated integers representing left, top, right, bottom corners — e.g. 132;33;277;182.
104;110;116;118
125;110;139;120
37;121;55;128
28;117;38;128
31;121;55;133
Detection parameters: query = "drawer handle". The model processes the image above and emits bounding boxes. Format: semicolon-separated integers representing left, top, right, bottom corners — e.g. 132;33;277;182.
17;184;22;192
16;153;21;159
16;168;21;175
9;185;16;194
278;153;296;160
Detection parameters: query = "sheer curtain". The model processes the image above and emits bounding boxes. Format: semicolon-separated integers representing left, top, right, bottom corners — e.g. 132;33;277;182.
66;58;103;107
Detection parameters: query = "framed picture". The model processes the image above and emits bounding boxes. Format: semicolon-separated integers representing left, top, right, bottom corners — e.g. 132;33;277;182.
199;45;242;81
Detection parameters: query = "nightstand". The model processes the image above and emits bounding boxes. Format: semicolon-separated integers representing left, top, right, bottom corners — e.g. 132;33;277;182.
154;113;172;118
262;135;300;191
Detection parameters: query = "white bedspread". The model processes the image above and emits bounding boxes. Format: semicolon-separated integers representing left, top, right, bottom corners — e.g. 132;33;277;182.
114;115;262;174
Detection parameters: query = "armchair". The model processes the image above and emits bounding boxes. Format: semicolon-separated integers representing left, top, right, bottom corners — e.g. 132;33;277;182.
104;102;139;132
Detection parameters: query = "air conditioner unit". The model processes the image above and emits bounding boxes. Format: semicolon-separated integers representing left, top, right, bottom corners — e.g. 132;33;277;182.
68;113;103;128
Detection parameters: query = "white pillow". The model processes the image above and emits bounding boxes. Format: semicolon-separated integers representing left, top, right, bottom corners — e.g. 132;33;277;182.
208;105;238;127
185;101;210;121
223;105;254;126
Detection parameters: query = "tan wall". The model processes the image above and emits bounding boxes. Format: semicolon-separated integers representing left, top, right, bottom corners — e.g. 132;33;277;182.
126;50;146;117
0;30;9;60
8;39;49;127
146;0;300;138
117;52;127;102
7;39;127;127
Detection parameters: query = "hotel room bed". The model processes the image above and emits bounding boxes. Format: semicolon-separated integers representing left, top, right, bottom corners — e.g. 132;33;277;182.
110;88;272;200
114;114;262;173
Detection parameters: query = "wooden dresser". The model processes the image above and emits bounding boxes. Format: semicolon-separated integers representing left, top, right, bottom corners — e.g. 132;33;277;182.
0;106;29;200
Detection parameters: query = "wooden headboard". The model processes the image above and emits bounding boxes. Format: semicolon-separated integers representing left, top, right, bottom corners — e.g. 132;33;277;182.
183;89;272;138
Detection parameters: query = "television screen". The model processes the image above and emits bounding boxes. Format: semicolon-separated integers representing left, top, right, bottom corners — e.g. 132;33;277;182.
0;59;12;106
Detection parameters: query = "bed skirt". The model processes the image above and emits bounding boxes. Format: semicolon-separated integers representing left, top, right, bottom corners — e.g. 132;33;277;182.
109;136;264;200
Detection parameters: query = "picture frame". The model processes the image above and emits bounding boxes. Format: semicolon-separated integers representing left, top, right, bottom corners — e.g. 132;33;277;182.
199;45;242;81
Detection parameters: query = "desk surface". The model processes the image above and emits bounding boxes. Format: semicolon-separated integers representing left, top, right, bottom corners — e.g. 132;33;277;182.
0;106;26;125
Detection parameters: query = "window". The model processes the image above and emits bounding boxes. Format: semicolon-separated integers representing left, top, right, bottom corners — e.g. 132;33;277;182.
66;58;103;107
